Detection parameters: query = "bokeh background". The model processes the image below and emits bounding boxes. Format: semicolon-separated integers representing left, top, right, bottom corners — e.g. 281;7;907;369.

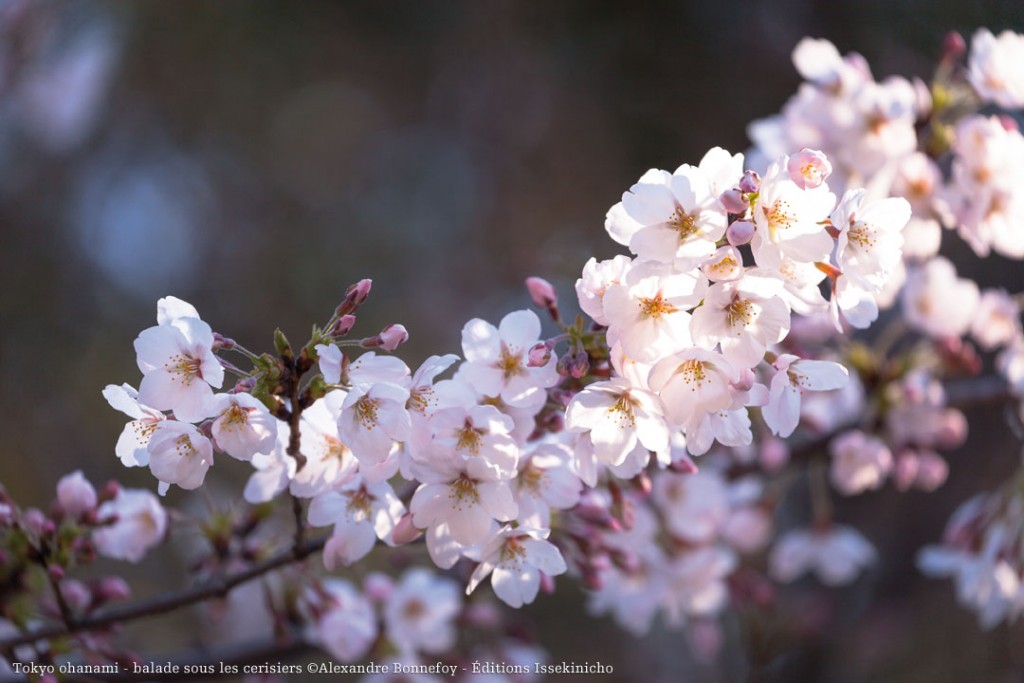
2;1;1024;681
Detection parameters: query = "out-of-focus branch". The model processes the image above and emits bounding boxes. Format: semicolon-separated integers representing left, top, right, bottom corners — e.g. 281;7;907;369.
0;536;327;651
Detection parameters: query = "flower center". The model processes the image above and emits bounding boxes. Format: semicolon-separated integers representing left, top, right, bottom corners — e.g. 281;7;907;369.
407;387;434;415
496;342;526;380
726;297;755;330
165;353;202;385
174;434;197;458
221;405;249;430
354;396;380;429
608;393;637;429
519;462;546;494
676;359;708;388
449;474;480;506
346;486;374;518
669;207;699;241
455;421;484;455
639;292;678;319
763;200;794;240
847;224;876;250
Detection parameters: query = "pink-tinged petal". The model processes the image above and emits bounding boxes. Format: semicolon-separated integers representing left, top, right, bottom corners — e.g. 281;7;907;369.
115;421;152;467
492;564;540;608
425;523;464;569
410;484;450;528
629;225;681;264
498;310;541;352
134;325;186;374
621;183;676;226
794;360;849;391
168;316;215;351
477;482;518;521
521;539;567;576
244;461;289;503
323;523;376;569
168;382;216;423
762;371;801;437
461;318;500;362
156;296;200;325
466;559;497;595
103;384;146;419
307;491;348;527
448;506;493;545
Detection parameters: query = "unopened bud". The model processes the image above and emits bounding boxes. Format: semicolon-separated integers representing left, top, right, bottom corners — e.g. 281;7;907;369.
719;189;749;214
61;579;92;612
332;314;357;337
760;436;789;472
99;481;121;503
525;276;560;321
787;148;832;189
528;342;553;367
569;350;590;379
273;328;293;360
23;508;46;535
336;279;372;317
738;170;761;194
391;513;422;545
57;471;97;518
96;576;131;602
48;565;65;581
212;333;236;350
539;572;556;595
941;31;966;65
726;220;755;246
379;324;409;351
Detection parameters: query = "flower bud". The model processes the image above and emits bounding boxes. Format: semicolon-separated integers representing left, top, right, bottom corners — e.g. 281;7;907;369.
760;437;789;472
212;333;236;351
539;572;556;595
525;276;560;321
726;220;755;246
738;170;761;194
332;314;357;337
378;324;409;352
23;508;46;535
941;31;966;65
336;279;372;317
527;342;553;367
787;148;832;189
391;513;423;545
61;578;92;612
57;471;97;518
719;188;749;214
48;565;65;581
999;115;1019;133
96;576;132;602
569;350;590;379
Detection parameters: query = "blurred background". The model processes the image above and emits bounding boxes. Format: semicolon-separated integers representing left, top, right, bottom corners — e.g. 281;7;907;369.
2;1;1024;681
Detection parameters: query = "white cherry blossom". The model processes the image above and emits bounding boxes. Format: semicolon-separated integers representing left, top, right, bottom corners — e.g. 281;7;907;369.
102;383;165;467
208;392;277;461
466;526;567;608
383;569;462;656
146;420;214;492
770;525;875;585
93;488;168;562
308;477;405;568
762;354;848;438
134;315;223;423
460;310;558;409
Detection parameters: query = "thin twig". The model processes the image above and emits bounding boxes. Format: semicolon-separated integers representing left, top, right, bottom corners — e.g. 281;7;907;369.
0;536;327;651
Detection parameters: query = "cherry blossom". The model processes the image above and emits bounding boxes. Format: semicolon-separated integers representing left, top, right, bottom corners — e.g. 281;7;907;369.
208;392;278;461
102;383;165;467
383;569;462;656
967;29;1024;109
308;477;405;568
770;525;875;585
313;579;378;663
93;488;168;562
762;355;848;438
146;420;214;492
466;526;567;608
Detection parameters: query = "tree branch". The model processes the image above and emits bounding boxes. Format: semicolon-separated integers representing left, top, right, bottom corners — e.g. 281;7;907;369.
0;536;327;651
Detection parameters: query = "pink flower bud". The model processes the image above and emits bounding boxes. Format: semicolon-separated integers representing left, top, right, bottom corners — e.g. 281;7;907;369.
23;508;46;535
57;471;97;517
391;513;422;545
378;324;409;352
526;276;560;322
686;619;724;664
99;481;120;503
569;350;590;379
96;576;131;602
941;31;966;65
48;565;65;581
526;276;558;308
0;503;13;526
336;279;372;316
539;572;556;595
935;409;968;449
726;220;755;246
738;170;760;194
60;578;92;612
731;368;756;392
892;451;919;491
999;115;1019;133
332;314;356;337
527;342;553;367
719;188;749;214
212;333;236;350
787;148;832;189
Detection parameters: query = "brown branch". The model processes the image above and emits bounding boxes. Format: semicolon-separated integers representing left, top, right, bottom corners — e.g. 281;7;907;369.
0;536;327;652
